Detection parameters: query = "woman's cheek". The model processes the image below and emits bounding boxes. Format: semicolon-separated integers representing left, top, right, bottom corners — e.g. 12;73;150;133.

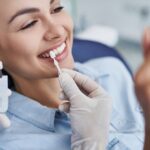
10;34;40;55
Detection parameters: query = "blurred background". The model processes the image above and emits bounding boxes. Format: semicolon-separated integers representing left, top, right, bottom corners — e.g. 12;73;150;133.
63;0;150;73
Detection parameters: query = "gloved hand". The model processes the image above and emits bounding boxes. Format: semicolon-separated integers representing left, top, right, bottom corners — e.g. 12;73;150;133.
58;69;112;150
0;114;11;128
0;61;11;128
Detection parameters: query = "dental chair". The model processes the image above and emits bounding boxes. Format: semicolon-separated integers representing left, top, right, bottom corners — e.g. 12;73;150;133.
72;38;132;76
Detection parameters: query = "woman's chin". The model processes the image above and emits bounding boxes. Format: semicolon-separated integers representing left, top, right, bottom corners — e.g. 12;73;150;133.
50;63;75;78
60;56;75;69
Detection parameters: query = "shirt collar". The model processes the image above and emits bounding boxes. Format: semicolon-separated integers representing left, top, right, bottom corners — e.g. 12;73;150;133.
8;91;57;132
8;62;109;132
75;62;110;80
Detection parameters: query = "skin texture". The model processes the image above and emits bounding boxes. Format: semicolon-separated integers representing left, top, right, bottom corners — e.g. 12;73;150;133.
134;28;150;150
0;0;74;108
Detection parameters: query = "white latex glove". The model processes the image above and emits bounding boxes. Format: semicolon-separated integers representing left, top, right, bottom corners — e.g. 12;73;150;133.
0;61;11;128
58;69;112;150
0;114;11;128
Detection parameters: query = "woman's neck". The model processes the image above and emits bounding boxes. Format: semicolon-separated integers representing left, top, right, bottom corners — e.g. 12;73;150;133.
14;77;62;108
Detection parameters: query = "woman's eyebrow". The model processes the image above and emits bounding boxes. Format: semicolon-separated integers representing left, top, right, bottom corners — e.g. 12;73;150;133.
50;0;55;4
8;8;40;24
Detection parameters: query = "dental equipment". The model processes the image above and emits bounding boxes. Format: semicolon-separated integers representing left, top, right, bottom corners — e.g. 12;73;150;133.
0;61;11;128
50;51;71;112
50;51;62;75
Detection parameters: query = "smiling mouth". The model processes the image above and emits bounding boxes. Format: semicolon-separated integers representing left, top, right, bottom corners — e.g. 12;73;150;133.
38;42;66;59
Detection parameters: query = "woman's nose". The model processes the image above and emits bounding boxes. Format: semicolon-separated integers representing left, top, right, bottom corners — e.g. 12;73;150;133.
44;19;64;41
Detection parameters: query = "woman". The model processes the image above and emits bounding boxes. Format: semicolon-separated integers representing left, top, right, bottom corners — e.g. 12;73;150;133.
0;0;144;149
0;0;111;149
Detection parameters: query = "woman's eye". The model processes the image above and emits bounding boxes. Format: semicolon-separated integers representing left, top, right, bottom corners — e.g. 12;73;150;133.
20;20;38;30
51;6;64;14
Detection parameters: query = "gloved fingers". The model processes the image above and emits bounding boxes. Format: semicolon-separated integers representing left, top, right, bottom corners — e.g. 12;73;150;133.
58;100;70;113
59;72;81;99
88;87;110;99
59;90;68;100
59;91;70;113
0;114;11;128
61;69;101;96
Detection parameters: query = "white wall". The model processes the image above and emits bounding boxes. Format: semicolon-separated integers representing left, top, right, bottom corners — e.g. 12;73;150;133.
74;0;150;42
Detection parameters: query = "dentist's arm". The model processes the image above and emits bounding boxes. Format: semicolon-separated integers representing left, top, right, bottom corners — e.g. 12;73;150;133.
59;69;112;150
135;28;150;150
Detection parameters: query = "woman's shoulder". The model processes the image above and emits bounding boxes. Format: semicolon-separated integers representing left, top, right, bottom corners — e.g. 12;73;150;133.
75;57;132;81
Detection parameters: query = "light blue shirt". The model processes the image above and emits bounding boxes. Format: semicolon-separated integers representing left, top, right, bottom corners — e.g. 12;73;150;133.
0;57;144;150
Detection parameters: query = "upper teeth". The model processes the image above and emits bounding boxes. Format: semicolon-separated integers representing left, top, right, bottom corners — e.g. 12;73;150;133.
53;43;66;56
41;43;66;58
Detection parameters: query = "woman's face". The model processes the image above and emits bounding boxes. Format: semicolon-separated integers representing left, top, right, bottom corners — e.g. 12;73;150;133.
0;0;74;81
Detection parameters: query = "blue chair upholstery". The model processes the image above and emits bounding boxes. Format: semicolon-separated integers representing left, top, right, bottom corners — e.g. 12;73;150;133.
72;38;132;75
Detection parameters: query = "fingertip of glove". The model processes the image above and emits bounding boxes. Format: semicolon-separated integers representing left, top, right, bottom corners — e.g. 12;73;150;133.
0;114;11;128
58;71;72;88
61;68;69;72
58;101;70;113
59;72;70;80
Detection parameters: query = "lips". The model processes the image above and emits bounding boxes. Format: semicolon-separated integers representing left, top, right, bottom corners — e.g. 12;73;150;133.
38;42;66;59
